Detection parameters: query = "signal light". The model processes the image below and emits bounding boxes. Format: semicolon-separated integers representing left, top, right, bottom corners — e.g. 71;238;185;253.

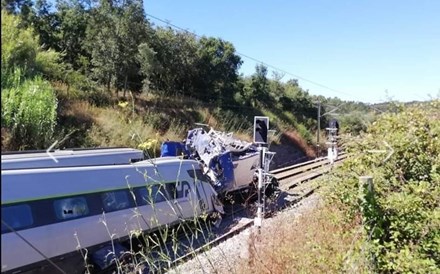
253;116;269;144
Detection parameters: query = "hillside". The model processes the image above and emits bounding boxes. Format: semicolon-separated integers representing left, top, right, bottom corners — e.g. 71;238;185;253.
1;7;374;158
46;86;316;168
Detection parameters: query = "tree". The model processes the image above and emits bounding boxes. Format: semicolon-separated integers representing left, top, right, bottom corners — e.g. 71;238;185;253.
84;0;149;95
247;64;271;106
114;0;148;95
1;9;63;80
31;0;60;51
136;42;156;93
146;27;199;96
84;0;119;93
269;71;286;105
55;0;90;71
195;37;242;105
1;0;33;26
1;9;39;77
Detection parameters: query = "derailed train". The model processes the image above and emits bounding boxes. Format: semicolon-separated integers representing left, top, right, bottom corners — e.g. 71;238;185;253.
161;126;278;195
1;131;277;273
1;151;223;273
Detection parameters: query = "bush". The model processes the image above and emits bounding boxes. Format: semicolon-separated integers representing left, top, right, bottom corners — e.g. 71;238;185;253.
1;10;38;75
79;88;112;107
1;10;65;81
339;111;376;135
324;101;440;272
65;70;97;93
2;72;58;149
35;49;67;81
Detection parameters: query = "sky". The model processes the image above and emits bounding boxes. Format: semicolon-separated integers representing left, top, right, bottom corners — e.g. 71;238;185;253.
143;0;439;104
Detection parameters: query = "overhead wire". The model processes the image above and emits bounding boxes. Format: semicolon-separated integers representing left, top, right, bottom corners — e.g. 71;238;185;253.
144;12;357;100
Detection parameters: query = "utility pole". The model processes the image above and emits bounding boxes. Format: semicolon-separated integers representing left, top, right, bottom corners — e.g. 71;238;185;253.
317;101;321;157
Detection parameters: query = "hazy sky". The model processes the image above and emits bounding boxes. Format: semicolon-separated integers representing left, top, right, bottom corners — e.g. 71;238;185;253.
143;0;439;103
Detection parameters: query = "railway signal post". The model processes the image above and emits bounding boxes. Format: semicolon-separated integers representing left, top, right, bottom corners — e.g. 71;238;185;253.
326;126;338;164
253;116;269;228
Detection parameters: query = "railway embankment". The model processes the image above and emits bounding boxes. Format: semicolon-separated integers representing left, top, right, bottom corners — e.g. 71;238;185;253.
167;195;326;274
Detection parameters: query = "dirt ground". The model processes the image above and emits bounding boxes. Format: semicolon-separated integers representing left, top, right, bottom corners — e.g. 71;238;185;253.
268;130;317;170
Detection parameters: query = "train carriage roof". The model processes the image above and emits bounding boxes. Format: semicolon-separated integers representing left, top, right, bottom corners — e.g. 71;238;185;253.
1;158;202;204
1;147;145;170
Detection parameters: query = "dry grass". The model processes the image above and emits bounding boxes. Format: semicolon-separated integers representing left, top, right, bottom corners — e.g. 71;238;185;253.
18;86;316;158
62;100;97;124
87;107;156;148
236;203;369;274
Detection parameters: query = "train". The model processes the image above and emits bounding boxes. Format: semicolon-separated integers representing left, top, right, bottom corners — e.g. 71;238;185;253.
161;126;278;196
1;126;278;273
1;147;145;170
1;156;223;273
3;125;278;197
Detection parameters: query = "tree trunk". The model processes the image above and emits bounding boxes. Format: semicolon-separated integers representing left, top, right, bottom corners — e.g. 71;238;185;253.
123;75;127;98
107;78;111;93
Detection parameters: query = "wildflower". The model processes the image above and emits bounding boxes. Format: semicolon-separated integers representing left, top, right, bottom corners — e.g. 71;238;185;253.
118;101;129;108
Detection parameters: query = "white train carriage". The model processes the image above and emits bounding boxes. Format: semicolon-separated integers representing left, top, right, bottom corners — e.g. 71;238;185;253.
1;157;223;273
1;147;145;170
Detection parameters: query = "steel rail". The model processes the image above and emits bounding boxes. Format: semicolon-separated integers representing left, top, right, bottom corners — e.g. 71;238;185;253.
273;153;347;181
167;153;349;271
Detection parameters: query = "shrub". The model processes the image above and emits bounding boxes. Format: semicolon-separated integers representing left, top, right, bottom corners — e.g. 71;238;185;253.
1;10;38;76
35;49;67;81
1;72;58;149
1;10;65;81
79;88;112;107
64;70;97;93
324;100;440;272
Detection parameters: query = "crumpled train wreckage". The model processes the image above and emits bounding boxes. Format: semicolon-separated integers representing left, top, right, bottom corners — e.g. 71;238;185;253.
160;126;276;194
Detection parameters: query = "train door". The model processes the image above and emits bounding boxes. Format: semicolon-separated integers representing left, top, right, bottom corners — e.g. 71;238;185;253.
171;180;201;220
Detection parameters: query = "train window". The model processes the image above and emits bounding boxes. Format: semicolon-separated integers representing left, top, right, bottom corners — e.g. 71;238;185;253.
136;187;150;205
101;190;130;212
54;197;89;220
187;169;210;183
137;184;169;205
1;204;33;234
175;181;191;199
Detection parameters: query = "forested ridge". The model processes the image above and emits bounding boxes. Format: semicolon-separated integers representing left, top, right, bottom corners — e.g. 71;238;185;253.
1;0;376;152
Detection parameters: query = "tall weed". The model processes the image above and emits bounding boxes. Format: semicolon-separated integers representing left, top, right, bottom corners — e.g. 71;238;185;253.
2;72;57;149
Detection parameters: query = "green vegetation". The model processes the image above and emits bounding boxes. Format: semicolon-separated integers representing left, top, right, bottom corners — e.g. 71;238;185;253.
2;71;57;149
1;1;375;152
232;102;439;274
1;11;58;149
322;101;440;272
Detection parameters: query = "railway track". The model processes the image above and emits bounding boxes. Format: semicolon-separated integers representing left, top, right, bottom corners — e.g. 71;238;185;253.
269;152;347;212
166;153;348;272
96;153;349;273
272;152;347;183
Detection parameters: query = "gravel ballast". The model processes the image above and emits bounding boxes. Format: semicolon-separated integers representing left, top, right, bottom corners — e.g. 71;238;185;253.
167;194;321;274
